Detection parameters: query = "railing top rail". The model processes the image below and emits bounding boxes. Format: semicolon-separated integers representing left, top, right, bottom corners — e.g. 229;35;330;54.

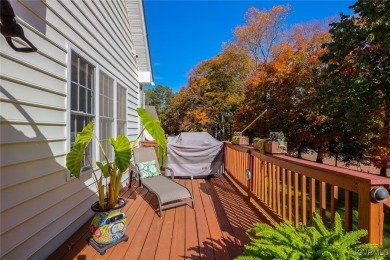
225;142;390;192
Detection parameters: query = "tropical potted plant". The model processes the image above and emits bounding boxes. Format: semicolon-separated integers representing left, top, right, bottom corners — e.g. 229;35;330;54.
66;108;167;248
264;131;287;154
253;137;266;154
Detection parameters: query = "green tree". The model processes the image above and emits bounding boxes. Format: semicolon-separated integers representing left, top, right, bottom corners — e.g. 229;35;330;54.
319;0;390;175
145;85;176;135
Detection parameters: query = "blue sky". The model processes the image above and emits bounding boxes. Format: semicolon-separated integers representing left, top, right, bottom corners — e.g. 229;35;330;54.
144;0;355;93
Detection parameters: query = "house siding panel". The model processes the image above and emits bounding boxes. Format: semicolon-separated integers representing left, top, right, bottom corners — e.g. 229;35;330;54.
0;0;146;259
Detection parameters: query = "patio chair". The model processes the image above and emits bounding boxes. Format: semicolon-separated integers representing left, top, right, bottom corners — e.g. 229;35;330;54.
133;147;194;218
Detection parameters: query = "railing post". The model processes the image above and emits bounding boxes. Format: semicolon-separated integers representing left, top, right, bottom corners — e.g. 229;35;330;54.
358;183;384;245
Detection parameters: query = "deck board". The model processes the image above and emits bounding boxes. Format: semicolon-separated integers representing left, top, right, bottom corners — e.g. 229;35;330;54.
49;174;270;260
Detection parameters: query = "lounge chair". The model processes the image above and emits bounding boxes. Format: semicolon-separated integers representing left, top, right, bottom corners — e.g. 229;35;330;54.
132;147;194;218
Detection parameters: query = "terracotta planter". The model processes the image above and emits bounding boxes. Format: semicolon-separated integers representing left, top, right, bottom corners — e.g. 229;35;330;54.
232;136;249;146
90;198;128;244
265;141;287;154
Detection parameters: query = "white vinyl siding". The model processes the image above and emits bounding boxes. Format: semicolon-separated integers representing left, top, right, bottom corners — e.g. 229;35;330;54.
0;1;147;259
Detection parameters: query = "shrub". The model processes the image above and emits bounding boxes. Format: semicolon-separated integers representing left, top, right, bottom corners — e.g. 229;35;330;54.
235;212;382;260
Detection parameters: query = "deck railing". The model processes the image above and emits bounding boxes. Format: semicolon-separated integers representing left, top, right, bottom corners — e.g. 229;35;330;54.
224;142;390;245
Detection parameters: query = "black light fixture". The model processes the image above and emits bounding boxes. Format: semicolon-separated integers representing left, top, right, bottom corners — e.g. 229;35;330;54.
0;0;37;52
370;187;389;203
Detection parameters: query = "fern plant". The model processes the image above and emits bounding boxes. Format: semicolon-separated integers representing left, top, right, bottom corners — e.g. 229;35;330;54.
236;212;382;260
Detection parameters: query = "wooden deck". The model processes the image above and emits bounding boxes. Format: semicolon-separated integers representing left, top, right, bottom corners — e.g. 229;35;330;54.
49;174;272;259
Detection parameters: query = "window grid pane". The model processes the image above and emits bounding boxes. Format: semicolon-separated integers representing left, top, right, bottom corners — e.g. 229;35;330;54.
99;72;114;161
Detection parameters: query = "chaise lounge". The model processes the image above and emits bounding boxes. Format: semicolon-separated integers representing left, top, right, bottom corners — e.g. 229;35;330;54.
132;147;195;218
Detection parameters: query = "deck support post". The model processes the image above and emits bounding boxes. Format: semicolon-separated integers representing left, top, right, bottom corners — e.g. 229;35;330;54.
358;183;384;245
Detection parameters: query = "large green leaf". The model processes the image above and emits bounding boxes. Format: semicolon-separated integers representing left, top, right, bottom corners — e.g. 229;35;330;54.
96;162;110;178
74;121;94;148
136;108;167;152
66;121;94;178
110;134;131;173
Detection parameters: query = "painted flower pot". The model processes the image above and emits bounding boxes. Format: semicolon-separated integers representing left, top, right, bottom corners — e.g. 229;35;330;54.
90;198;127;244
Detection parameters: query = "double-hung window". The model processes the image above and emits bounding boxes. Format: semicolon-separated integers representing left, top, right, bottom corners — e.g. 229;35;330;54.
69;51;95;172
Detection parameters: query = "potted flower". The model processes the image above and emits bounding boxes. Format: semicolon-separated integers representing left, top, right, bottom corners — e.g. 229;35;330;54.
264;131;287;154
66;108;166;248
232;135;249;146
253;137;266;154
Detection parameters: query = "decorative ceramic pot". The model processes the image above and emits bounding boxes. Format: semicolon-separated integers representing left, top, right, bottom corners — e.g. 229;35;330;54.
89;198;127;244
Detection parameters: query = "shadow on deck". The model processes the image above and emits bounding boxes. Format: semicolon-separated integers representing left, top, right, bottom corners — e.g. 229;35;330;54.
48;174;272;259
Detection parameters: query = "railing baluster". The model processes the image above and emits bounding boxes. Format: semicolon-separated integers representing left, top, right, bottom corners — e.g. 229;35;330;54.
301;175;307;225
309;178;316;225
272;164;277;211
294;172;299;227
331;185;339;227
288;169;292;222
320;181;326;221
344;190;353;231
276;166;281;215
261;160;265;201
282;168;286;220
268;162;272;207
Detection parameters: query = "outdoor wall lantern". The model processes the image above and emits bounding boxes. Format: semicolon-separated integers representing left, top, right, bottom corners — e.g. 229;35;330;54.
245;169;251;181
0;0;37;52
370;187;389;203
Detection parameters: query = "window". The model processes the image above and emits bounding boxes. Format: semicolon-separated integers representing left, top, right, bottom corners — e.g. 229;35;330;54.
99;72;114;161
69;51;95;172
68;49;129;179
117;84;127;135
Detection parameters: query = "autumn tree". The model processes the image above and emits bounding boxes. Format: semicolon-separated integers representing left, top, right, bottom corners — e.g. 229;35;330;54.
234;5;290;72
176;44;252;139
236;20;331;160
318;0;390;175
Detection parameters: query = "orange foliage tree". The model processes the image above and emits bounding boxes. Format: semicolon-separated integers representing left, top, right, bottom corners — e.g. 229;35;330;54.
174;44;252;139
234;5;290;72
235;20;332;160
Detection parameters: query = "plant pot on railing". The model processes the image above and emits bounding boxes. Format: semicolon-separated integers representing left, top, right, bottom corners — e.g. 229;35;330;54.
232;135;249;146
265;141;287;154
90;198;128;244
265;131;287;154
253;138;266;154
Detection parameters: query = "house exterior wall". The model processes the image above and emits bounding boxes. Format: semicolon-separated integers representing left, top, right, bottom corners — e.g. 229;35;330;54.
0;1;151;259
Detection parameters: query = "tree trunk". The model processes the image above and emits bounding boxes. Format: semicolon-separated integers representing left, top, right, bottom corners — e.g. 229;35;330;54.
316;147;323;164
380;167;387;177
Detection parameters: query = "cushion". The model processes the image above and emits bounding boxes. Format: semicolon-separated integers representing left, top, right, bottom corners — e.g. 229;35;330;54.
137;160;160;179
